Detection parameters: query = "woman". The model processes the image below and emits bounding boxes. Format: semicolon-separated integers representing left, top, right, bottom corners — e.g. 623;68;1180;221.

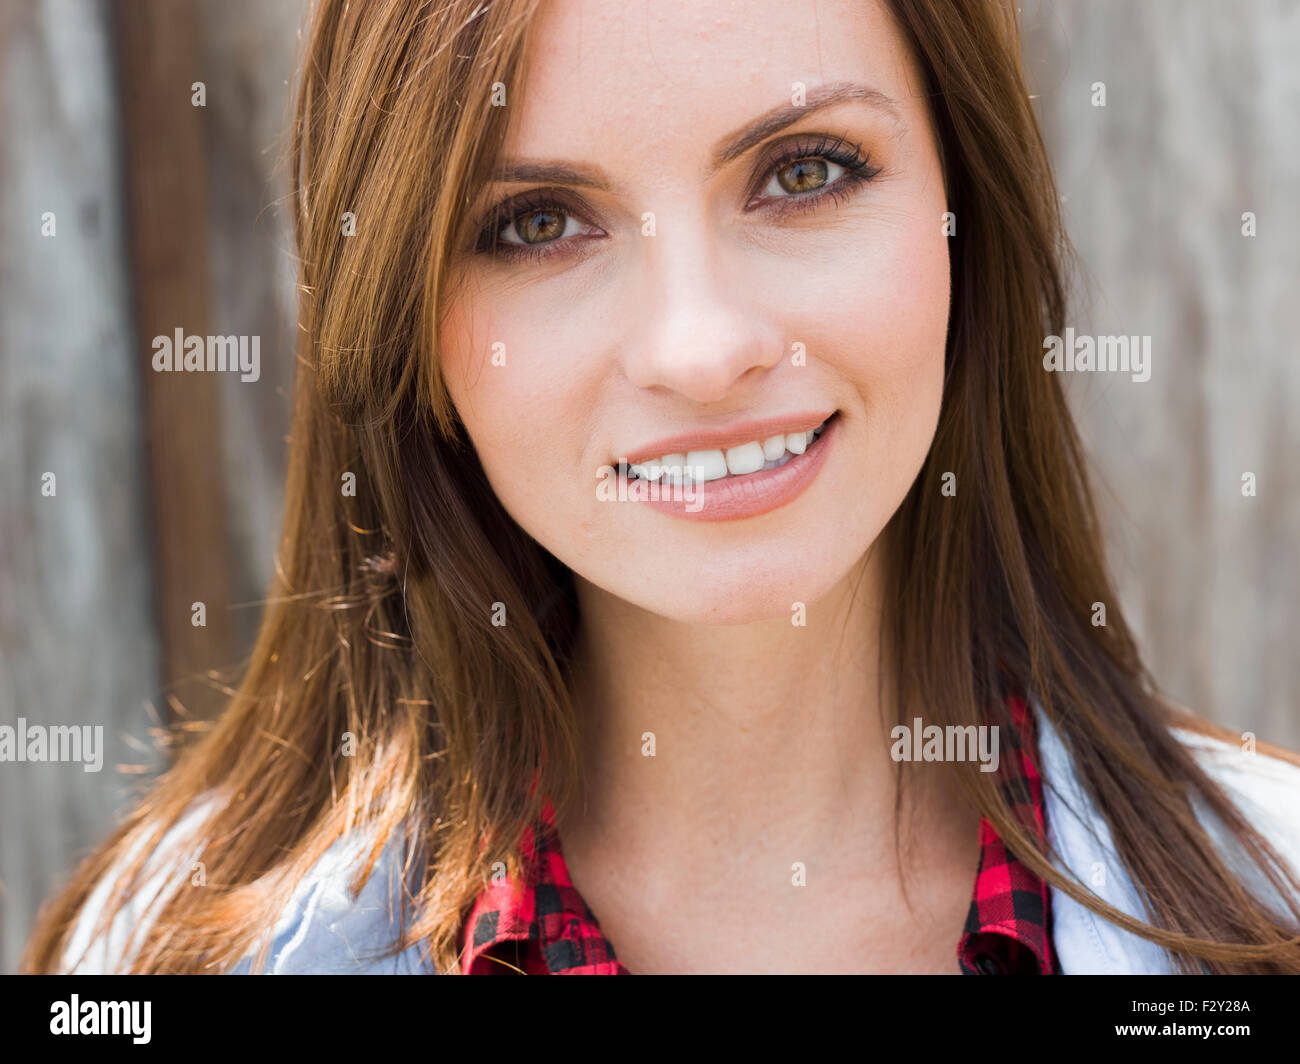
24;0;1300;974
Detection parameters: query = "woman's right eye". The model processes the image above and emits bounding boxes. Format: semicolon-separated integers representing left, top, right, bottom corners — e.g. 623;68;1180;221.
474;195;603;261
498;207;581;247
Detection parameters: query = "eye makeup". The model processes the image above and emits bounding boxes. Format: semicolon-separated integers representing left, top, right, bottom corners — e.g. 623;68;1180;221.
470;130;881;265
469;186;602;263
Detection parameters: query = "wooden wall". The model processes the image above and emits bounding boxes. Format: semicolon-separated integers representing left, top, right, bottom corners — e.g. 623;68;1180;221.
1023;0;1300;749
0;0;300;973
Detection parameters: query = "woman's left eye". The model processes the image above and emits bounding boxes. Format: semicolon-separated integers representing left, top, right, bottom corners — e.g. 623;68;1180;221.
746;137;880;211
760;156;847;198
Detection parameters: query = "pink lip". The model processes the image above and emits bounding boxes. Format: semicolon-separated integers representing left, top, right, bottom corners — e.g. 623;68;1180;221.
618;410;835;467
625;412;839;522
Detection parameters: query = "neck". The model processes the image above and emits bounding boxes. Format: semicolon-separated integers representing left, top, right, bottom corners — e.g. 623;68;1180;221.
555;539;962;881
549;537;985;973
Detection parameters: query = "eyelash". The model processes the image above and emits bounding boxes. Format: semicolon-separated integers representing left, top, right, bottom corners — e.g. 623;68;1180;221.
471;132;881;265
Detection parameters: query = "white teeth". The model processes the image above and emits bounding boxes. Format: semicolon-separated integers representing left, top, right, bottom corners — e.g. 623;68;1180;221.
658;453;688;484
624;417;831;481
685;449;729;482
725;441;766;476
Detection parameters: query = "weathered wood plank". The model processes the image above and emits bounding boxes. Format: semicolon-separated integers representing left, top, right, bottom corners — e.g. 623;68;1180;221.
0;0;164;975
112;0;234;724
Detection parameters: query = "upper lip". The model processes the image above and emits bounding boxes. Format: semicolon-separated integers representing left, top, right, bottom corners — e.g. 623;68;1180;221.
617;410;835;466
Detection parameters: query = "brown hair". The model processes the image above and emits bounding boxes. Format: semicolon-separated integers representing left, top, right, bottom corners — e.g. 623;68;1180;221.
24;0;1300;974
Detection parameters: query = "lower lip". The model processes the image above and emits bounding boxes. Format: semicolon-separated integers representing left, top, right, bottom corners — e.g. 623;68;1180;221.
623;413;840;522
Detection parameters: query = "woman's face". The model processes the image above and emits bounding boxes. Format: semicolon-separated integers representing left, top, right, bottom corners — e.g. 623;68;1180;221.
439;0;949;624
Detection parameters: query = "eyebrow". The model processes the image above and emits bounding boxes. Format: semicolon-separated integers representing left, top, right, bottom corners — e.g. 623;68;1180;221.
485;80;901;193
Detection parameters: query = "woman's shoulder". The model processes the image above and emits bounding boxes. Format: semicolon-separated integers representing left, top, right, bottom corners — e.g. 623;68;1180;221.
1032;696;1300;973
62;794;436;975
1159;699;1300;851
1035;695;1300;850
223;823;434;975
62;795;218;974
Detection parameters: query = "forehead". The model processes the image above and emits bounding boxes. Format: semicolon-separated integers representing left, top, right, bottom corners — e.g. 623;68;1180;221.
508;0;923;156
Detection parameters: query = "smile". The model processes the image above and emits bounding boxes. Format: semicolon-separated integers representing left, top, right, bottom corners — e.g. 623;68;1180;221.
620;413;833;485
614;412;840;522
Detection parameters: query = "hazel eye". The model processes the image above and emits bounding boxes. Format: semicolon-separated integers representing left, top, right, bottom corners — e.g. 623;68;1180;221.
500;207;583;246
472;190;605;261
761;157;847;197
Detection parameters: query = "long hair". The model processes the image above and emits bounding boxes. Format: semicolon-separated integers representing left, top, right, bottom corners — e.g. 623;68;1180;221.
24;0;1300;974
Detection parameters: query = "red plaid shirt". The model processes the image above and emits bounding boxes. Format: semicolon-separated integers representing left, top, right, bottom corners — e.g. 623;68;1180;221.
461;696;1055;974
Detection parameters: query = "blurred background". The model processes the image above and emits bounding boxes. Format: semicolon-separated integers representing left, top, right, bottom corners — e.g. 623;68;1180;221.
1;0;1297;973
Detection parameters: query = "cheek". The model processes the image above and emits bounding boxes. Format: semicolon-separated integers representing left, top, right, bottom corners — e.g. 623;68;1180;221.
861;220;949;437
805;207;950;464
437;292;603;540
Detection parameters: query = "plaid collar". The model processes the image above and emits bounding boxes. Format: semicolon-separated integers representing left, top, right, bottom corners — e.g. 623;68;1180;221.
460;803;628;975
956;695;1056;974
461;695;1054;974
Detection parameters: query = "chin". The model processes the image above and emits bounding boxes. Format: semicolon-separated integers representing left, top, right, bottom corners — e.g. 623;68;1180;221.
605;547;862;626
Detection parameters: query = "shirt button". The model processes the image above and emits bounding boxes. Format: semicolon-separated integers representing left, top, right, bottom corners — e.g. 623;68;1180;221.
973;952;1003;975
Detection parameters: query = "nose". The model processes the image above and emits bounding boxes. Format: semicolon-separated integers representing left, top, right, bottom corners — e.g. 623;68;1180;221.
621;215;784;403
